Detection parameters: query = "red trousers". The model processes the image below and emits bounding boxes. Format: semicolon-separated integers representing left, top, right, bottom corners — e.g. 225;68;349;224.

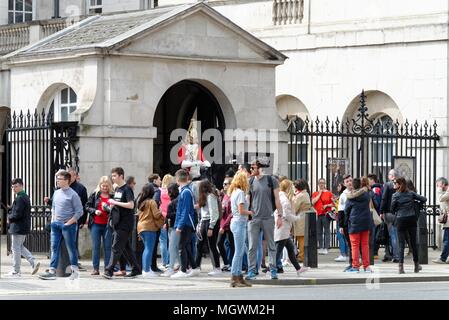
349;230;370;269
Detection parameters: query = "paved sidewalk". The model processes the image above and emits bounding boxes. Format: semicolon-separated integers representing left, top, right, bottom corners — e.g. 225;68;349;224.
1;235;449;298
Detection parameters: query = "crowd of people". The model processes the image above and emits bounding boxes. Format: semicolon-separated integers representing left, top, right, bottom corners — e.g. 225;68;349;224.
8;161;448;285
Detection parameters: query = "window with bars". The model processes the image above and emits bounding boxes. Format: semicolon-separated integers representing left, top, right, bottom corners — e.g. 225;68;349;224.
8;0;33;24
372;115;395;173
89;0;102;14
288;118;309;179
50;87;77;122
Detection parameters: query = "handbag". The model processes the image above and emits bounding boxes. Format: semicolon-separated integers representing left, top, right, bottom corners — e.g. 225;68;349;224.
87;212;95;229
370;199;382;226
151;201;165;229
438;212;448;224
375;222;389;245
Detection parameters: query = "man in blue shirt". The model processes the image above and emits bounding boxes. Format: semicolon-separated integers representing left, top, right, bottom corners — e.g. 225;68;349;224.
171;169;201;278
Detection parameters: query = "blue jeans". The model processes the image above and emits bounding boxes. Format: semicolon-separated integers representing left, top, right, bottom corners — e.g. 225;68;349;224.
50;221;78;270
140;231;157;273
336;221;347;256
90;223;112;271
386;213;399;260
168;227;181;269
231;219;247;277
159;227;169;266
441;228;449;261
191;232;198;260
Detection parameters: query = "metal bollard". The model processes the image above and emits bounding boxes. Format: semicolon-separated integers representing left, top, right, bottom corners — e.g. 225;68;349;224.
418;209;428;264
56;238;71;277
304;210;318;268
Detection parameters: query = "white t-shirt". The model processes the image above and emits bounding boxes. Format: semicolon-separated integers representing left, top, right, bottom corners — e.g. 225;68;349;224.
338;189;350;212
231;189;249;222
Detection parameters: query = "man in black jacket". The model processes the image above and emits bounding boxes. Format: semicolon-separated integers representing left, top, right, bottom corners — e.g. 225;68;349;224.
380;169;400;262
4;178;40;277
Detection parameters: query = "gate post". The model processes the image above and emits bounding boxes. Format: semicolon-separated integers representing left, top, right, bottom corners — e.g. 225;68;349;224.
304;210;318;268
418;208;428;264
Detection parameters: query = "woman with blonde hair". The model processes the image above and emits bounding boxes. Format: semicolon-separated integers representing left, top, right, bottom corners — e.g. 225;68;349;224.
228;173;253;287
159;174;175;267
85;176;114;275
275;179;308;276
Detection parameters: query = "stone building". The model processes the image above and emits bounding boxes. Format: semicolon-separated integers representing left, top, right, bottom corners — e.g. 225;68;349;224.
0;0;448;246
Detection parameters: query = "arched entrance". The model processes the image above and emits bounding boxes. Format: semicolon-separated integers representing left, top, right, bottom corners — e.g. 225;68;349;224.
153;80;226;176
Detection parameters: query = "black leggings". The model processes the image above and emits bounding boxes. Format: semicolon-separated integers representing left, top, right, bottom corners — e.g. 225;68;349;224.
196;220;220;268
217;230;235;266
396;216;419;263
275;238;301;270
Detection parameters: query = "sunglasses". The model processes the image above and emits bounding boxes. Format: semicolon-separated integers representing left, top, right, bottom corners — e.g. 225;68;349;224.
250;167;258;171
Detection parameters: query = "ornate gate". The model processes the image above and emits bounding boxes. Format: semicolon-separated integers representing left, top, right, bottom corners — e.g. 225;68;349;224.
5;109;79;253
288;91;440;248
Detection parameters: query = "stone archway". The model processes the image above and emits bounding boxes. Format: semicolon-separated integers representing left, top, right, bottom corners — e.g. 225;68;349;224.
343;90;403;123
153;80;227;176
276;94;309;121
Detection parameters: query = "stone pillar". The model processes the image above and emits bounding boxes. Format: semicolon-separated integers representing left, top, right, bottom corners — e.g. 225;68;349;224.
29;23;43;44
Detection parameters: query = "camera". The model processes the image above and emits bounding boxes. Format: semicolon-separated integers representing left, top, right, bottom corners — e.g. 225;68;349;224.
102;202;112;213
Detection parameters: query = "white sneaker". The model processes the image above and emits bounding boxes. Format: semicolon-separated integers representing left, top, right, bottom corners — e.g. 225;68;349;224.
323;249;329;255
69;270;79;280
318;249;324;255
187;268;201;277
170;271;189;278
334;255;347;262
142;271;159;279
207;268;222;276
161;269;175;277
296;267;309;276
31;261;40;275
3;271;21;278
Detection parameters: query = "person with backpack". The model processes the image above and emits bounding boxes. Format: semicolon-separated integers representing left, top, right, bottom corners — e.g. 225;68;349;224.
195;180;222;276
391;177;427;274
136;184;164;278
245;159;283;281
171;169;201;278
